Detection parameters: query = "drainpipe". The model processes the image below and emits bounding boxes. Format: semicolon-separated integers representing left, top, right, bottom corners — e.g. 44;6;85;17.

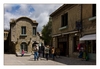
80;4;83;37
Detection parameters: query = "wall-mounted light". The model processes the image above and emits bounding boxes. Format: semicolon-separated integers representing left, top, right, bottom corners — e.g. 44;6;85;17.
75;33;77;36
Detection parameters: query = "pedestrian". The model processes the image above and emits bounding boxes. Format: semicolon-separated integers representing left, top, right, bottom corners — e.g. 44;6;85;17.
77;42;87;61
45;45;49;60
21;49;24;57
55;48;60;58
51;46;55;60
49;46;52;58
33;45;39;61
77;43;83;58
38;46;41;59
41;45;45;58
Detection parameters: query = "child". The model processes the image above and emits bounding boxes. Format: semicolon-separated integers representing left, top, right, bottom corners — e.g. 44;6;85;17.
21;49;24;57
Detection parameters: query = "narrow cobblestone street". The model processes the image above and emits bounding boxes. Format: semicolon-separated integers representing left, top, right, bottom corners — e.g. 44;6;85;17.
4;54;96;65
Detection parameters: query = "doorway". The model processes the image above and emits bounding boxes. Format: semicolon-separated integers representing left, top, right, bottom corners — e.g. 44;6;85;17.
20;42;28;53
58;35;69;56
59;42;67;56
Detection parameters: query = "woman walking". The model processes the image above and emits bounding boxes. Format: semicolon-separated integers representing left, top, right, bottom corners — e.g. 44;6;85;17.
51;47;55;60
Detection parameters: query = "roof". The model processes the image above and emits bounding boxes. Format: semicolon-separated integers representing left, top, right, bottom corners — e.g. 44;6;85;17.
4;30;9;32
50;4;76;17
10;16;38;25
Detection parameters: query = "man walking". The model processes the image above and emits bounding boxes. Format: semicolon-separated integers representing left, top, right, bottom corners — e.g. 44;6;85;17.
45;45;49;60
33;45;39;61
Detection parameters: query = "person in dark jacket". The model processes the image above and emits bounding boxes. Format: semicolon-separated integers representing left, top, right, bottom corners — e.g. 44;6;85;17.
41;45;45;58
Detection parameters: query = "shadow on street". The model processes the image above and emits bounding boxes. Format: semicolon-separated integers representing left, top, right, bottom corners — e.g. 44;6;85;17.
51;57;96;65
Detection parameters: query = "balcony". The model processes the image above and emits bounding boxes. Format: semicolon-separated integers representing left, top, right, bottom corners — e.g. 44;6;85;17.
59;26;67;30
20;34;27;37
89;16;96;21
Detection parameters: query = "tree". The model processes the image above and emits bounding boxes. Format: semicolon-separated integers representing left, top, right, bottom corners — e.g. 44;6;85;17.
42;17;52;45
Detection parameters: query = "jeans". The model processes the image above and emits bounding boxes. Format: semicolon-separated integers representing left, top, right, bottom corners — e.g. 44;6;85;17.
34;52;39;60
21;54;24;57
52;54;55;60
78;51;83;58
45;53;49;60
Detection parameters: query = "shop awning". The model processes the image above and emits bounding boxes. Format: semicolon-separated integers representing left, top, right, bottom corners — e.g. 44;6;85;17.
80;34;96;41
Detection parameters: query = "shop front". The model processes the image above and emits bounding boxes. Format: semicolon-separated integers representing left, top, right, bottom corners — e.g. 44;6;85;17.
80;34;96;60
56;34;69;56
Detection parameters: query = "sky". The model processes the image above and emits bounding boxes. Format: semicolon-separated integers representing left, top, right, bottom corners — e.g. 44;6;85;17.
4;4;63;32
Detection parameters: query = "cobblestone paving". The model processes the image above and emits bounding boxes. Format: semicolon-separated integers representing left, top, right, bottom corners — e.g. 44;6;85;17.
4;54;96;65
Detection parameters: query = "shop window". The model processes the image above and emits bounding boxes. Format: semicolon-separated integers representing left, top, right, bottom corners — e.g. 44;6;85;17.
73;36;79;52
86;40;96;53
61;13;68;27
93;40;96;53
87;41;91;53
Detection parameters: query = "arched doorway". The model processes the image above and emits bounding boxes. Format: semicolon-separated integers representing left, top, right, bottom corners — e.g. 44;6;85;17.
20;42;28;53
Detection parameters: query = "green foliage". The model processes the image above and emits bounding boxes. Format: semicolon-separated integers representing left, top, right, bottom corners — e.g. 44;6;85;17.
42;17;52;45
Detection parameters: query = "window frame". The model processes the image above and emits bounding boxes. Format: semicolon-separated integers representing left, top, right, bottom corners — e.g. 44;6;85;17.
61;13;68;27
21;26;26;35
33;27;36;36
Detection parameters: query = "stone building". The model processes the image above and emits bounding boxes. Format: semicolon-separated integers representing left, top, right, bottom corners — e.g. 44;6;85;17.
7;17;44;56
50;4;96;60
50;4;81;57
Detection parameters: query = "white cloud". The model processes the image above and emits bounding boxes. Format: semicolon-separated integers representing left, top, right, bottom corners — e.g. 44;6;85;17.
4;4;63;32
36;12;49;32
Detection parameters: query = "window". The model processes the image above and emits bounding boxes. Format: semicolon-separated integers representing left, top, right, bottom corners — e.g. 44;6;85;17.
61;13;68;27
76;21;82;31
6;33;8;37
4;33;8;38
86;40;96;53
33;27;36;35
92;4;96;17
73;36;79;52
21;26;26;34
86;41;91;53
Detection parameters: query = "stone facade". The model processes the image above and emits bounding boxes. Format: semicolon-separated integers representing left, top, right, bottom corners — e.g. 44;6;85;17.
82;4;96;35
81;4;96;60
8;17;44;56
50;4;96;60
